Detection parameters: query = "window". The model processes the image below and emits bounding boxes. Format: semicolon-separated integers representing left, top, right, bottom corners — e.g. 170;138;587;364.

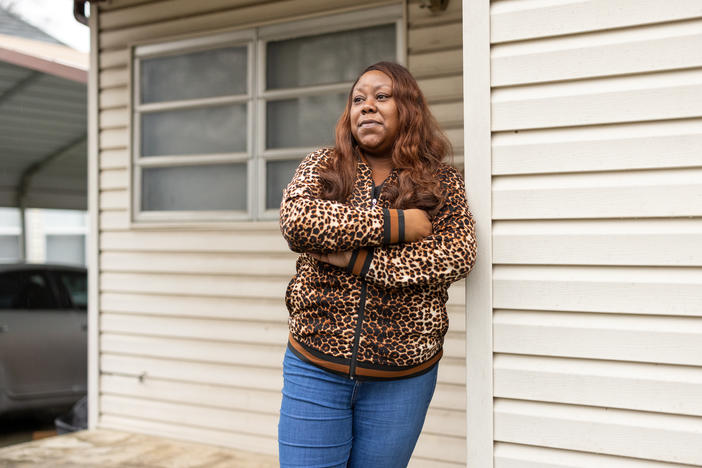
22;272;57;309
0;271;58;310
0;208;21;262
42;209;88;266
55;270;87;310
0;272;24;309
0;236;20;262
131;6;402;223
46;235;86;266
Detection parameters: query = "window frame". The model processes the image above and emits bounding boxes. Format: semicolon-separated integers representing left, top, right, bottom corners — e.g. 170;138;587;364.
128;5;404;225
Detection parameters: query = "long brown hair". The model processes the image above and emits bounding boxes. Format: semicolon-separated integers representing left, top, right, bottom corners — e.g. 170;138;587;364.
318;62;451;215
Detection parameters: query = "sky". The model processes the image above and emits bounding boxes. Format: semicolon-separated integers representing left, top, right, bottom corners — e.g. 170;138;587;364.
5;0;90;52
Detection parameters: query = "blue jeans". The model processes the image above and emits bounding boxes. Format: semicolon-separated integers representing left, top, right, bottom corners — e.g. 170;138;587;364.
278;347;438;468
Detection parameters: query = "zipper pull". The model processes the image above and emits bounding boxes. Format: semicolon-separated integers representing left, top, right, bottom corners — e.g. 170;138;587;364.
372;198;377;208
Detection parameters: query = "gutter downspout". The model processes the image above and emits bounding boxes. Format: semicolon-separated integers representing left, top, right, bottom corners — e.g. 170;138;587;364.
73;0;90;26
74;0;101;430
74;0;105;26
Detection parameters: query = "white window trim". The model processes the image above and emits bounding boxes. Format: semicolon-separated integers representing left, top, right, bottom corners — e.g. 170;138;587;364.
128;4;404;225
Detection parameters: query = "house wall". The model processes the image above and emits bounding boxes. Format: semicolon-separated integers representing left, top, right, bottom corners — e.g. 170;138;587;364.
93;0;466;465
487;0;702;466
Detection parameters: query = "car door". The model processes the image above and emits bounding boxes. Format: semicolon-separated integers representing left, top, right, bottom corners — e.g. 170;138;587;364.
0;269;81;399
51;268;88;393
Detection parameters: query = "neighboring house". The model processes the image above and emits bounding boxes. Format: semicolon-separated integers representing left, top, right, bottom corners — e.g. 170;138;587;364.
0;207;88;266
83;1;702;467
0;6;64;45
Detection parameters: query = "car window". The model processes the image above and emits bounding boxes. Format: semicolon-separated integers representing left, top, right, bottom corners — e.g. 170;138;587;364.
1;271;59;310
56;271;87;310
22;272;58;309
0;271;25;309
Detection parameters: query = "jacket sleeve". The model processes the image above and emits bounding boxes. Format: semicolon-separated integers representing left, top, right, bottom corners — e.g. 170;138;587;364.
279;148;406;254
345;165;477;288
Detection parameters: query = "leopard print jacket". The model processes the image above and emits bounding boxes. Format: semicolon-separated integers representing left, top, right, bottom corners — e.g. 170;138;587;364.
280;148;477;380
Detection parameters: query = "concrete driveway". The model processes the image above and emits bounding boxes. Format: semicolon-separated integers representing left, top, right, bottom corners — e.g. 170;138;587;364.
0;429;277;468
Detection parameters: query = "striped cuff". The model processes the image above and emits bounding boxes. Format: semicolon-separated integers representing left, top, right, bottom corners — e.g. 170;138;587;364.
346;248;374;278
382;209;405;244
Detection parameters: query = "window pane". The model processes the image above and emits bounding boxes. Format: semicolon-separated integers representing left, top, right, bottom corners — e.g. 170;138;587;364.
141;46;247;104
22;272;57;310
141;104;247;156
142;164;247;211
266;159;301;210
46;235;86;266
57;271;87;310
0;236;20;262
266;93;345;149
266;24;396;89
0;272;24;309
0;207;20;227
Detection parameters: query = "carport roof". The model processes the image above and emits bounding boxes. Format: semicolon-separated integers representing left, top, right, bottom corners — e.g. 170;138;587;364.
0;10;88;211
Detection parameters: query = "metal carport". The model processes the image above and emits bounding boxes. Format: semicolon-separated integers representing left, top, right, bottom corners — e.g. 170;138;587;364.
0;7;88;259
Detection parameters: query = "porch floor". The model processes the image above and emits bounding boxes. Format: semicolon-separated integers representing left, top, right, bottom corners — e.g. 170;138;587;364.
0;429;278;467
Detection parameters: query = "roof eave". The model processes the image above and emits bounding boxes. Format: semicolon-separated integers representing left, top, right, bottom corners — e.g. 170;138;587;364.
0;33;88;83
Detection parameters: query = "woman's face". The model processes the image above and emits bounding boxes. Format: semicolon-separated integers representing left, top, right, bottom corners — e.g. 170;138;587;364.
349;70;399;158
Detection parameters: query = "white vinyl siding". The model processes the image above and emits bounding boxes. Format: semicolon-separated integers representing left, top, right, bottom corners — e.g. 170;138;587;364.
487;0;702;466
406;1;466;466
95;0;464;465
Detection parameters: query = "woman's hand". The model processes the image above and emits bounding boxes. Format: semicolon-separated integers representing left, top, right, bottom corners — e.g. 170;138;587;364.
309;251;353;268
404;209;432;242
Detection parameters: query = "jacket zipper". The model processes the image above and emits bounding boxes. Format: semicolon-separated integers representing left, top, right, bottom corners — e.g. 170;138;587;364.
348;282;367;380
349;178;385;379
371;178;386;208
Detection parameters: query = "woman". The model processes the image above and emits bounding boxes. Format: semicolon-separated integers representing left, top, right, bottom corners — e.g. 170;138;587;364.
278;61;476;467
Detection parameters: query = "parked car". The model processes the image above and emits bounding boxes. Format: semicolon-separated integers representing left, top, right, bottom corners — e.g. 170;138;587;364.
0;263;87;418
